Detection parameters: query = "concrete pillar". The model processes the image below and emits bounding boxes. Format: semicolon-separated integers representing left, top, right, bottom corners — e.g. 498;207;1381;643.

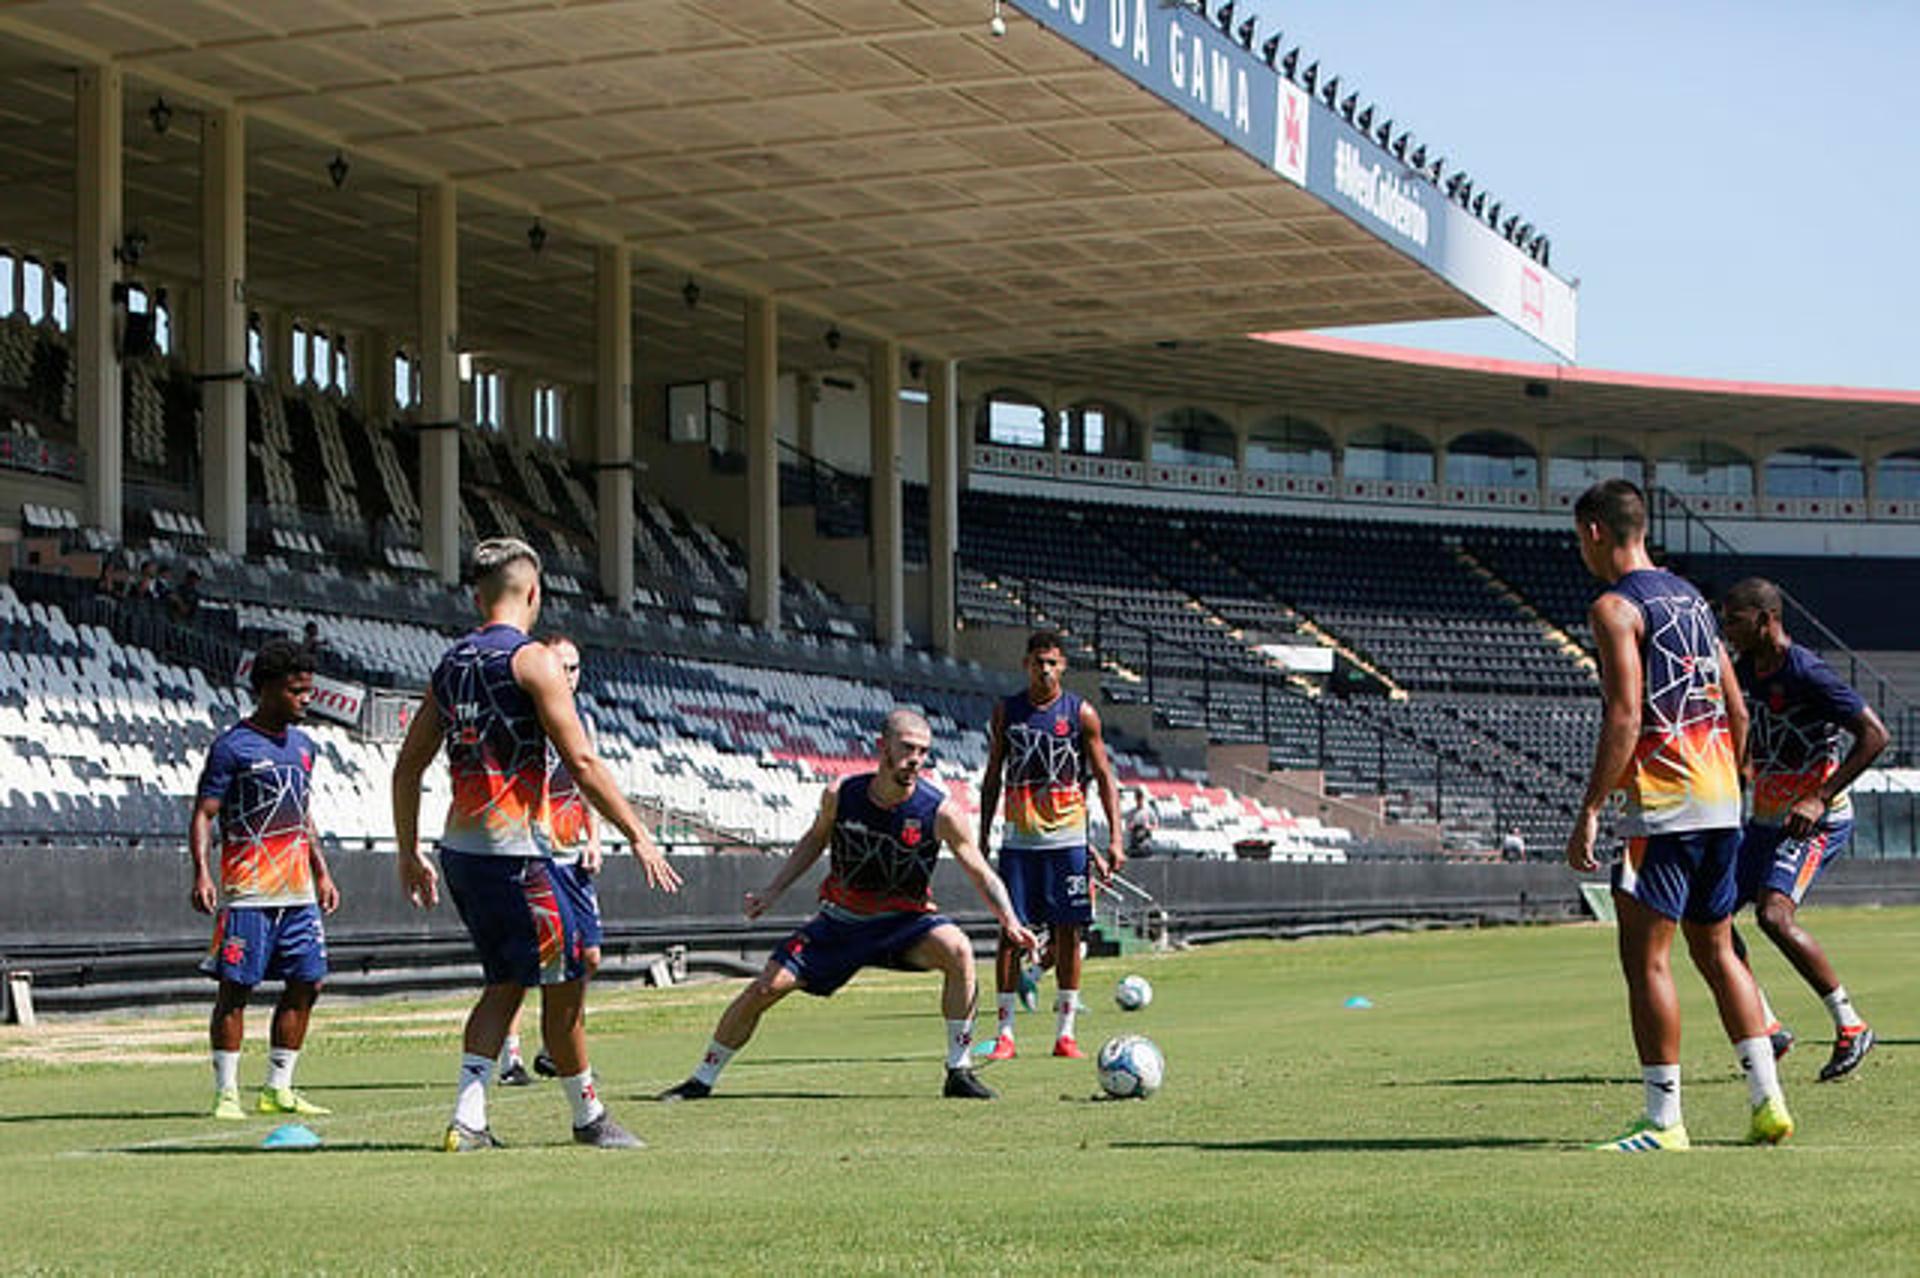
868;338;904;649
507;370;537;449
594;245;634;609
74;66;123;538
795;373;816;457
927;358;959;655
199;107;246;555
363;328;394;427
745;295;779;630
418;183;460;583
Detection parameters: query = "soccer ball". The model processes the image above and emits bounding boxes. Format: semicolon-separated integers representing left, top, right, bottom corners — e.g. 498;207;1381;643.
1114;974;1153;1011
1096;1034;1165;1099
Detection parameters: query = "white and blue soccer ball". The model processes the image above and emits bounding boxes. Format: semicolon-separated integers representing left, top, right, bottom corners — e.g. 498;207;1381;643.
1096;1034;1165;1099
1114;974;1153;1011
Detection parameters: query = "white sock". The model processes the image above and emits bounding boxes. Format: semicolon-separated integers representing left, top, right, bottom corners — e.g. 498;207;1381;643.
1755;984;1779;1029
266;1047;298;1091
499;1033;523;1068
212;1049;240;1094
1736;1036;1783;1107
1055;990;1079;1040
562;1070;605;1128
946;1019;975;1070
1823;985;1865;1031
692;1039;735;1088
1642;1063;1681;1128
995;993;1017;1039
454;1053;493;1131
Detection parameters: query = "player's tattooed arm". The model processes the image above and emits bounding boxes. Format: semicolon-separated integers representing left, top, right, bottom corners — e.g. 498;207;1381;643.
976;701;1007;854
188;796;221;914
1080;700;1124;879
1569;593;1643;873
937;800;1038;956
390;690;444;909
747;786;836;919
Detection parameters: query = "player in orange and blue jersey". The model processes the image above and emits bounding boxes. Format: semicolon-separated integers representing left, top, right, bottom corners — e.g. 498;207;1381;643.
1721;577;1888;1081
1566;480;1792;1151
190;638;339;1121
391;538;681;1151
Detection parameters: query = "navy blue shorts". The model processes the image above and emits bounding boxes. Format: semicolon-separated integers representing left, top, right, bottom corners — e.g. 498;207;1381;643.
200;904;328;987
1737;821;1853;907
552;860;603;950
1612;829;1740;924
772;910;950;997
441;850;585;987
998;845;1093;926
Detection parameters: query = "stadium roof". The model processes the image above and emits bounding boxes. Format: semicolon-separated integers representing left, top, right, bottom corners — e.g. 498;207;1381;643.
0;0;1564;383
972;331;1920;446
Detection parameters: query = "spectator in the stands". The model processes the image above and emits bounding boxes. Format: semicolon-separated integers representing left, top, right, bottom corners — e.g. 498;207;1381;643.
133;559;165;599
1124;787;1160;859
300;620;328;662
167;569;203;623
1500;827;1526;863
95;558;130;599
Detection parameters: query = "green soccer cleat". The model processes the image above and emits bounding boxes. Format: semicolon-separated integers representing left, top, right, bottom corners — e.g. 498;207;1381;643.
257;1087;332;1118
211;1088;246;1121
1594;1117;1690;1152
1747;1096;1795;1145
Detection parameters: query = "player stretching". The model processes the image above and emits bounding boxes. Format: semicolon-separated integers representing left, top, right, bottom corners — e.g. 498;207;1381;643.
392;538;681;1151
191;638;340;1120
657;709;1037;1102
499;633;604;1086
1720;577;1887;1081
1565;480;1792;1151
977;631;1123;1061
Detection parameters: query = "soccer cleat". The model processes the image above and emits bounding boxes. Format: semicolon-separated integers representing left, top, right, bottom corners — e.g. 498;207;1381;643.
1593;1118;1691;1152
943;1067;997;1100
656;1078;712;1103
572;1113;645;1149
257;1087;331;1117
1818;1026;1875;1082
442;1122;504;1153
1017;966;1041;1012
976;1034;1017;1062
1052;1035;1085;1059
498;1061;534;1087
1746;1096;1795;1145
1768;1023;1795;1060
211;1088;246;1121
532;1050;559;1079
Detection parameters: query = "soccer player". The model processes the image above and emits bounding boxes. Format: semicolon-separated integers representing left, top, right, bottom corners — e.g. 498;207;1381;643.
499;632;604;1086
1565;480;1792;1151
391;538;682;1151
976;631;1123;1061
1720;577;1887;1081
656;709;1038;1102
190;638;340;1121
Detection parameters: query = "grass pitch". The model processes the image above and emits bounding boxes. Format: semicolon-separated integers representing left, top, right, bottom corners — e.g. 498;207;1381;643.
4;907;1918;1275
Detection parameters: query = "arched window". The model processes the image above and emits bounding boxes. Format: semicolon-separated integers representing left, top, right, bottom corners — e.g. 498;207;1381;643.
20;258;45;323
247;313;265;378
394;349;420;410
1344;423;1433;483
1765;445;1863;499
1061;399;1139;458
290;323;309;384
534;384;564;444
1877;449;1920;501
1444;430;1537;489
1655;440;1753;496
975;389;1051;449
1548;435;1646;490
1245;414;1333;475
1151;406;1236;469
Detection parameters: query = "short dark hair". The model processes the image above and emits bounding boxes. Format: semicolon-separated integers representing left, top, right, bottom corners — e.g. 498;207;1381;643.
1723;576;1783;618
251;637;315;692
537;630;576;649
1573;478;1647;543
1025;630;1065;656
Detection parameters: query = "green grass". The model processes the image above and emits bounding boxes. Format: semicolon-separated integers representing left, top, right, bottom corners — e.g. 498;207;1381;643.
4;907;1919;1275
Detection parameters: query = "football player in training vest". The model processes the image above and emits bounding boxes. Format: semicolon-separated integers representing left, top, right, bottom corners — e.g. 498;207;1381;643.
191;637;341;1121
1566;480;1792;1152
977;630;1124;1062
657;709;1039;1102
1720;576;1888;1081
392;538;682;1151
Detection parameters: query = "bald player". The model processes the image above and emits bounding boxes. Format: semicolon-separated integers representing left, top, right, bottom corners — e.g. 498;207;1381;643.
657;709;1039;1102
393;537;682;1151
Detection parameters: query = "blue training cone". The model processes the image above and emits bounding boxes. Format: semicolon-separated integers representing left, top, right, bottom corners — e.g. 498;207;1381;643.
1343;995;1375;1010
261;1123;322;1151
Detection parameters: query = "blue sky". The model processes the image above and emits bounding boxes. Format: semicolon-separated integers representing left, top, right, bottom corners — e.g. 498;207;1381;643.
1236;1;1920;388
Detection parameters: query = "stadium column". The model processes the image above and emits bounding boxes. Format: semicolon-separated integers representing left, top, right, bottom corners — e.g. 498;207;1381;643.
418;183;460;584
594;244;634;610
869;339;905;650
926;358;959;655
199;106;247;556
744;295;779;631
74;67;123;538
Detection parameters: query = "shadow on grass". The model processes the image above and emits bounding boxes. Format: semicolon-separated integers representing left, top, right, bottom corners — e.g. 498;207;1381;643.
645;1089;884;1103
103;1141;428;1156
292;1081;440;1093
1397;1075;1639;1089
0;1109;204;1124
1115;1135;1561;1153
731;1055;930;1067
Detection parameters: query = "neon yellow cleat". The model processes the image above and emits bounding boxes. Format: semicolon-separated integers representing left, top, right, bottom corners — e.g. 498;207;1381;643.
1594;1117;1690;1152
1747;1096;1794;1145
212;1088;246;1121
257;1087;332;1117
